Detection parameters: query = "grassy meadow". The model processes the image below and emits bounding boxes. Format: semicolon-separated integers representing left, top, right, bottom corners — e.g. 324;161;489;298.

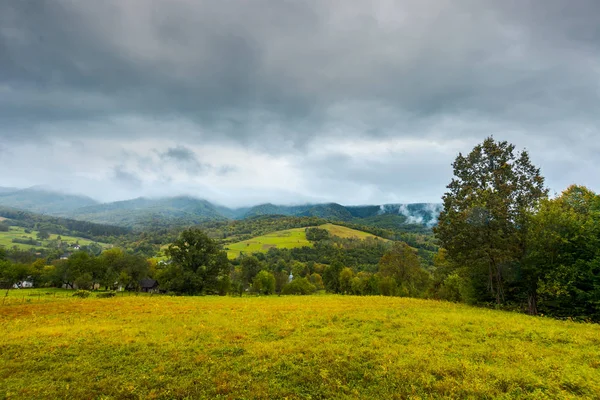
320;223;387;241
225;224;387;259
0;226;107;251
225;227;311;259
1;293;599;399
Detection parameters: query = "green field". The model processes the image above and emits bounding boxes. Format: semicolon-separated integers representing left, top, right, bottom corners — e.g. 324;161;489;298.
320;223;387;241
0;226;107;251
225;224;387;259
0;293;598;399
225;227;311;258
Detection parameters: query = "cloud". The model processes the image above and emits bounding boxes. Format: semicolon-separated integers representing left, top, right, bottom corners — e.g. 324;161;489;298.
158;145;207;174
0;0;598;205
113;166;143;188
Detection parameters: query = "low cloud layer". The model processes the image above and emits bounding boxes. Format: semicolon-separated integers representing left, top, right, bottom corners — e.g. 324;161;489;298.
1;0;598;206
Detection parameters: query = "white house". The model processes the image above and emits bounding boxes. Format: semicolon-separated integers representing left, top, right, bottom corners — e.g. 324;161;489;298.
13;280;34;289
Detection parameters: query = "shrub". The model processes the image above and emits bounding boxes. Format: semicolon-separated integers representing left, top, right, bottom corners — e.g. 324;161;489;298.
72;290;91;298
282;277;316;295
96;291;116;298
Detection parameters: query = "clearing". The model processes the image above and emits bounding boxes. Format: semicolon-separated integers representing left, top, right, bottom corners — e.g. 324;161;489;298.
0;294;598;399
0;225;107;251
225;224;387;259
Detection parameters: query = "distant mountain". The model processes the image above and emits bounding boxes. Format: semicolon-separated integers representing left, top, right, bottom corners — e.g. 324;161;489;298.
0;187;18;194
0;187;98;215
242;202;441;226
0;187;442;230
242;203;354;220
67;196;227;229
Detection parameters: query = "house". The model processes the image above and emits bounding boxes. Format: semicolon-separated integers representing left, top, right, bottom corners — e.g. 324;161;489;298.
60;253;71;260
13;279;34;289
140;278;159;293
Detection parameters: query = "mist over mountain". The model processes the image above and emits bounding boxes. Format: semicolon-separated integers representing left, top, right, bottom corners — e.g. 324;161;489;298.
0;187;98;215
0;187;441;230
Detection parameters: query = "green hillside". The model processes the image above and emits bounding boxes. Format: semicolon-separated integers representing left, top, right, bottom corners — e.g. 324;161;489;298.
68;196;227;229
0;226;109;251
319;223;388;240
225;227;311;258
225;223;388;259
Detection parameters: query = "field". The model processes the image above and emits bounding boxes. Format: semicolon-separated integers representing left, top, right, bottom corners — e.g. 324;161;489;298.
225;224;387;259
225;227;311;259
0;226;107;250
1;294;599;399
320;223;387;241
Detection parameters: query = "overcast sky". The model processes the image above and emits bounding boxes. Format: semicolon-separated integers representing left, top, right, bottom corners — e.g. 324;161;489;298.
1;0;599;207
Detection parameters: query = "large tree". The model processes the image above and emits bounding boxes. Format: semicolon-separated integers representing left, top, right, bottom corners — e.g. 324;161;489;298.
434;137;547;310
161;228;230;294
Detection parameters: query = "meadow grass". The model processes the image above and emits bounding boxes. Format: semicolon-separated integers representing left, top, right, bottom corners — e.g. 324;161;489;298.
1;294;599;399
225;224;387;259
319;223;388;241
226;227;311;259
0;226;108;251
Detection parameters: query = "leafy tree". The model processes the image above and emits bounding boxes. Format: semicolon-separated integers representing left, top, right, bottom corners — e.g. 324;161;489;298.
525;185;600;318
309;273;324;290
339;267;354;294
36;230;50;240
241;256;263;287
160;228;230;294
282;277;316;295
323;261;343;293
434;137;547;309
252;270;276;295
53;251;94;289
0;260;30;298
378;242;430;297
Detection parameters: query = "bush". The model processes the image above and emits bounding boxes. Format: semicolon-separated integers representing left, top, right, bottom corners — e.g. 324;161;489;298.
282;277;316;295
96;291;116;298
72;290;91;298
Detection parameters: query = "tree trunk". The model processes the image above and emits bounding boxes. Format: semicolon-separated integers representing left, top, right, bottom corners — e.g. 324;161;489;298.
527;290;538;315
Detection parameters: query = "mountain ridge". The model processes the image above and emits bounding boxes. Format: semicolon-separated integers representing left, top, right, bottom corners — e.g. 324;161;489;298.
0;186;442;230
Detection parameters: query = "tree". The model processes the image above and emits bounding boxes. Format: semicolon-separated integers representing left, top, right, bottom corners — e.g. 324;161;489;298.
252;270;276;295
160;228;230;295
323;261;343;293
0;261;30;301
378;242;429;297
525;185;600;319
241;256;263;287
339;267;354;294
434;137;547;309
36;230;50;240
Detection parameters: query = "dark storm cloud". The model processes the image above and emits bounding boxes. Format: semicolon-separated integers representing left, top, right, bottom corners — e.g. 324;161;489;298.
0;0;599;203
158;145;207;174
2;0;600;146
113;166;142;187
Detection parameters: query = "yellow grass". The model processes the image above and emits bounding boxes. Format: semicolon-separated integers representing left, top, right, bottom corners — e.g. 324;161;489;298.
319;223;387;241
1;294;599;399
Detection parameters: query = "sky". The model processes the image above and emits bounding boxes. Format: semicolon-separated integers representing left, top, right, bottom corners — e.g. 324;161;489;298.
1;0;599;207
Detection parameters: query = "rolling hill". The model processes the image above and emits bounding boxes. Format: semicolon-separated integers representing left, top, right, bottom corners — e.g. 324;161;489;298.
225;223;388;258
0;187;98;215
67;196;227;229
0;225;109;251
